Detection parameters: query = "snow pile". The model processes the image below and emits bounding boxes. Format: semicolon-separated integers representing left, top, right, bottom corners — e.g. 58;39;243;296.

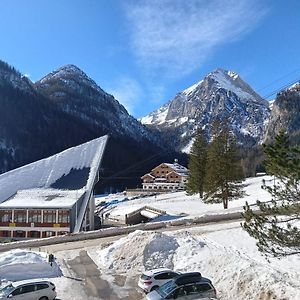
93;231;182;274
92;231;204;276
92;229;300;300
0;249;62;281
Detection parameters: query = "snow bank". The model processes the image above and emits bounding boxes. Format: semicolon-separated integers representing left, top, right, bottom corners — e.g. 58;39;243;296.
91;231;181;274
90;229;300;300
108;176;273;220
0;249;62;281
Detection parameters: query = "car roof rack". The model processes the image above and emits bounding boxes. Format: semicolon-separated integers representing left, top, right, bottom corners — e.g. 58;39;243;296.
174;272;202;285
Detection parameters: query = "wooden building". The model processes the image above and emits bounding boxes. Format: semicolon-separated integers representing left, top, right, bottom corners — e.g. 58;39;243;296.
141;159;188;191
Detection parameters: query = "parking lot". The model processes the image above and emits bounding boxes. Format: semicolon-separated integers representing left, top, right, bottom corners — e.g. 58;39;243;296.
38;235;145;300
66;250;143;300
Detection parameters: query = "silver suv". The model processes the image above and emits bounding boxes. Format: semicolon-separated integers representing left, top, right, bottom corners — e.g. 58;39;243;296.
139;268;180;293
0;279;57;300
146;272;217;300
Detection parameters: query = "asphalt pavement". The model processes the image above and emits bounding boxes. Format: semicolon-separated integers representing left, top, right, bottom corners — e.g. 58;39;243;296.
66;250;144;300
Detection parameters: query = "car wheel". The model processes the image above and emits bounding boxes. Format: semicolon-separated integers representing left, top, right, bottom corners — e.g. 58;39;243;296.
151;285;159;292
39;297;49;300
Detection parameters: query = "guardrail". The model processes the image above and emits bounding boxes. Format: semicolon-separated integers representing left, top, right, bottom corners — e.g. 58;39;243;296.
0;210;248;252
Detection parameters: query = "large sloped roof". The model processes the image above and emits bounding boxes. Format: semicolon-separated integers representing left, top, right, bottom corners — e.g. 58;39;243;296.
0;135;108;209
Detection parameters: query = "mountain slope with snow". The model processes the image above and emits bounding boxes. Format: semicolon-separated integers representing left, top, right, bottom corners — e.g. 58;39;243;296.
35;64;160;145
0;60;183;191
141;69;270;151
264;81;300;143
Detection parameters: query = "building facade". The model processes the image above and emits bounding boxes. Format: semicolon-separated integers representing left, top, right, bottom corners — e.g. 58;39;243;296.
141;160;188;191
0;135;107;240
0;207;71;238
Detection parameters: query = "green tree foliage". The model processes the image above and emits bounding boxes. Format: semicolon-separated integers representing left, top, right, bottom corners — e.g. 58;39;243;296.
203;120;245;209
242;131;300;257
186;129;208;197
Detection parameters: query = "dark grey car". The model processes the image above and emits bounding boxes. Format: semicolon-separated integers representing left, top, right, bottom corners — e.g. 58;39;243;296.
145;272;217;300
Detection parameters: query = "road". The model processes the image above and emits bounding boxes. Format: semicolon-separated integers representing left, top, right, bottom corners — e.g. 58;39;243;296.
39;220;241;300
67;250;143;300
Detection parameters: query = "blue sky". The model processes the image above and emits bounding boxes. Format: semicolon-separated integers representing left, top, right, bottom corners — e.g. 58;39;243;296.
0;0;300;117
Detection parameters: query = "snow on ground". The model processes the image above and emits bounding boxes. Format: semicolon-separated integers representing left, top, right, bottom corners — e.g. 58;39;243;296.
107;176;273;220
0;249;62;282
88;224;300;300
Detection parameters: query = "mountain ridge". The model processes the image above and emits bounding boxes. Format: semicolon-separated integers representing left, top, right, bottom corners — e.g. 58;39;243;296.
141;68;271;151
0;60;184;192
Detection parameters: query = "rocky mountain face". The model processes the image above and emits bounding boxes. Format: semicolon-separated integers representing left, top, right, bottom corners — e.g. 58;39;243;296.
141;69;271;151
263;82;300;144
35;64;161;146
0;61;184;192
0;61;94;173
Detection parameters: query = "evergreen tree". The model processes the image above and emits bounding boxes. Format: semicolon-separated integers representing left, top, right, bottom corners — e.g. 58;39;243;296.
242;131;300;257
186;129;208;197
204;120;244;209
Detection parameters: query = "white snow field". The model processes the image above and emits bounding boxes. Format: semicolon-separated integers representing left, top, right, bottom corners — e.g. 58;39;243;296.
0;249;62;282
105;176;273;221
88;224;300;300
0;175;298;299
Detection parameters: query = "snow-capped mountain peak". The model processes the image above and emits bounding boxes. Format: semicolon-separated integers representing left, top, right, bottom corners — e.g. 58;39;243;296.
141;68;270;151
38;64;106;96
206;68;268;105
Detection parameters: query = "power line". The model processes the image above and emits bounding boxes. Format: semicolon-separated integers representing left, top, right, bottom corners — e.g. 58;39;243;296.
262;77;300;100
257;67;300;93
99;148;175;183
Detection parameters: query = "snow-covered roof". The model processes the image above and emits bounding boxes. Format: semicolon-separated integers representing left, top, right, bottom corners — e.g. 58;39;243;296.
0;135;108;209
164;163;188;176
0;188;86;209
141;173;155;179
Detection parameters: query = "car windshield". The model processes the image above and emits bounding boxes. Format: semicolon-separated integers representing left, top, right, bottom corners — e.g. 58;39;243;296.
0;284;15;296
157;280;177;297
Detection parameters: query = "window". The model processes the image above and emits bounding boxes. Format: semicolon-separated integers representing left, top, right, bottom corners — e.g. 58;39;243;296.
11;288;22;296
21;284;35;293
28;231;40;238
173;287;186;298
155;273;170;280
28;210;41;223
43;210;56;223
155;272;178;280
36;283;49;290
14;210;27;223
0;210;12;222
15;230;25;238
195;283;212;292
58;211;70;223
45;231;55;237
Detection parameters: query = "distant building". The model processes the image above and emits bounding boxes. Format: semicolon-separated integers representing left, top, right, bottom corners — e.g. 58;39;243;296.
141;159;188;191
0;135;108;239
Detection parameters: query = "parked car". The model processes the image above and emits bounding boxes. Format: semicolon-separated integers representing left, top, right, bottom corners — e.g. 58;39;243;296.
145;272;217;300
0;279;56;300
139;268;180;293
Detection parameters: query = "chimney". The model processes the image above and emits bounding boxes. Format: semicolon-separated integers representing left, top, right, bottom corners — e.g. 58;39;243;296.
174;158;178;164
